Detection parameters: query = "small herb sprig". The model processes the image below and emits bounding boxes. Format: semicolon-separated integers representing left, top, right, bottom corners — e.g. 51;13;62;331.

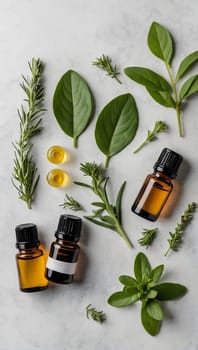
92;54;121;84
164;202;197;256
108;252;187;336
138;228;158;248
60;194;84;212
86;304;106;324
74;162;133;248
12;58;45;209
133;121;168;154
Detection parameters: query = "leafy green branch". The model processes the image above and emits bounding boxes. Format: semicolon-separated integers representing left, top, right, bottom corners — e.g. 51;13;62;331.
86;304;106;324
133;121;168;153
138;228;158;248
74;162;133;248
92;54;121;84
60;194;84;212
125;21;198;137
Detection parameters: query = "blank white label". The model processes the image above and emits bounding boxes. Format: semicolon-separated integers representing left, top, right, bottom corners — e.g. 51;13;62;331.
46;256;77;275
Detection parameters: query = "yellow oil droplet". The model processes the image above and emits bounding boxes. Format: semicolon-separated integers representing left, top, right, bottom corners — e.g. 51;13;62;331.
47;146;67;164
46;169;69;187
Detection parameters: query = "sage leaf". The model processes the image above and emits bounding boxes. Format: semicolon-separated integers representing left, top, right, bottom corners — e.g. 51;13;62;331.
141;305;161;336
134;252;151;282
176;50;198;82
148;265;164;284
146;87;176;107
124;67;171;91
53;70;94;148
119;275;137;287
179;74;198;101
95;94;138;167
115;181;126;223
146;300;163;321
148;22;173;64
108;291;140;307
154;283;187;300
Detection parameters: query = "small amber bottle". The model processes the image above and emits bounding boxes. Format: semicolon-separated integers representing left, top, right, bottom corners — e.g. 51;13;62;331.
46;215;82;284
15;223;48;292
131;148;183;221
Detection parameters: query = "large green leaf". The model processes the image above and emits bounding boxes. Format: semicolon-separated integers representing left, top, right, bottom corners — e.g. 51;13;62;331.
146;87;176;108
141;305;161;336
53;70;94;148
119;275;137;287
154;283;187;300
108;290;140;307
179;75;198;101
134;252;151;282
95;94;138;167
124;67;171;91
148;265;164;284
147;22;173;64
146;300;163;321
176;51;198;82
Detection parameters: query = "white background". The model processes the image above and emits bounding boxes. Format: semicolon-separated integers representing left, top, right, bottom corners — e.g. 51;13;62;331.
1;0;198;349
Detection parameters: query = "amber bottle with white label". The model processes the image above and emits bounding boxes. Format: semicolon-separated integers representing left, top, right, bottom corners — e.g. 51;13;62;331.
46;215;82;284
131;148;183;221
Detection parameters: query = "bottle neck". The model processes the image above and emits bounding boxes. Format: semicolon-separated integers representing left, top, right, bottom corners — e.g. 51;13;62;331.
153;170;172;182
56;237;76;245
17;246;39;254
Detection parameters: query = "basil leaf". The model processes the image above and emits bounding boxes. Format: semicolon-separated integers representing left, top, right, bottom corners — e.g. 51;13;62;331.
179;75;198;101
124;67;171;91
115;181;126;223
95;94;138;168
134;252;151;282
108;291;140;307
53;70;94;148
176;50;198;82
147;290;158;299
149;265;164;284
141;305;161;336
146;300;163;321
119;275;137;287
146;87;176;108
147;22;173;64
154;283;187;300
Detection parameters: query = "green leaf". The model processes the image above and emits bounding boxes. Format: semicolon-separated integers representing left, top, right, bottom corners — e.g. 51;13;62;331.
146;87;176;108
84;216;115;230
176;50;198;82
147;22;173;64
146;300;163;321
179;75;198;101
53;70;94;148
115;181;126;223
147;290;158;299
141;305;161;336
91;202;106;208
134;252;151;282
101;215;115;225
108;291;140;307
149;265;164;284
124;67;171;91
119;275;137;287
154;283;187;300
95;94;138;167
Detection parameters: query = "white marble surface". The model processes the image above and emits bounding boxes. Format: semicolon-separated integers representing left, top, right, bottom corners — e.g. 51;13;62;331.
1;0;198;349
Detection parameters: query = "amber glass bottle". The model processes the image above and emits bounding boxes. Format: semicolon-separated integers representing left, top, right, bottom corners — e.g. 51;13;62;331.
15;223;48;292
132;148;183;221
46;215;82;284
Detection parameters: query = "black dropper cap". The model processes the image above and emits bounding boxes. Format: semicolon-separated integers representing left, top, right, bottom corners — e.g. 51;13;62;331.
154;148;183;179
55;215;82;242
15;223;40;249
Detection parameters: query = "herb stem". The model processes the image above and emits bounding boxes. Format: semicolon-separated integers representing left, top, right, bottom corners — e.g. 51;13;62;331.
105;156;110;168
133;140;147;154
73;136;78;148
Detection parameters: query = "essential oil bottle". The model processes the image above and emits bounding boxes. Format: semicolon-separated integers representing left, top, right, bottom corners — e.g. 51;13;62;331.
46;215;82;284
15;223;48;292
131;148;183;221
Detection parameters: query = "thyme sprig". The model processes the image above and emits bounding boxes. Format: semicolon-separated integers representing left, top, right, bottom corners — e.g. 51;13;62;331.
164;202;197;256
138;228;158;248
86;304;106;324
74;162;133;248
12;58;45;209
60;194;84;211
133;121;168;154
92;54;121;84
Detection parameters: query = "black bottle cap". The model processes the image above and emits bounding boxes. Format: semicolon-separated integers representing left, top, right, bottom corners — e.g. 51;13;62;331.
15;223;40;249
55;215;82;242
154;148;183;179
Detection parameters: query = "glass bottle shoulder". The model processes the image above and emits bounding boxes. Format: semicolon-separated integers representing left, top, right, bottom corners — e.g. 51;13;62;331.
147;172;173;189
16;247;43;260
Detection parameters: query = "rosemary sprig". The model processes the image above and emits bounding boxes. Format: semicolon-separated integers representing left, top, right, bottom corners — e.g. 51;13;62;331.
164;202;197;256
133;121;168;154
12;58;45;209
74;162;133;248
92;54;121;84
138;228;158;248
86;304;106;324
60;194;84;211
